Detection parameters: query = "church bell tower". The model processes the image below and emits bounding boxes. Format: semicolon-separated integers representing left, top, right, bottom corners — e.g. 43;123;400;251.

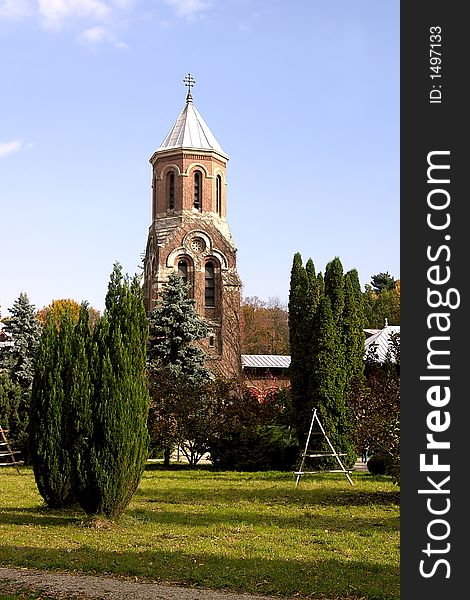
143;75;242;378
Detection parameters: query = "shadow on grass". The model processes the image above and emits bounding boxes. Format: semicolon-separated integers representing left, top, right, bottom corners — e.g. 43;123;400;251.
0;506;84;527
137;472;400;509
0;498;398;540
0;544;399;600
124;504;399;534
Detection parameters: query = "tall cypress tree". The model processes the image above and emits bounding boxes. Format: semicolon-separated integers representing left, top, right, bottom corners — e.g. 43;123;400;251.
343;269;365;383
289;254;359;467
75;264;150;518
324;257;345;324
288;253;311;444
30;312;76;507
318;257;355;467
69;303;94;501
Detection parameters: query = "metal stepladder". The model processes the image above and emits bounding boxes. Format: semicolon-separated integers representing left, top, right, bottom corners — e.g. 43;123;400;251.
0;428;23;474
294;407;354;486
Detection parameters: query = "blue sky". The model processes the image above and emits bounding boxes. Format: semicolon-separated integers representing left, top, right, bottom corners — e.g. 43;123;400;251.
1;0;399;315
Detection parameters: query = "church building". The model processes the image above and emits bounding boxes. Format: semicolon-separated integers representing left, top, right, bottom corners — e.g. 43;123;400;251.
143;75;242;379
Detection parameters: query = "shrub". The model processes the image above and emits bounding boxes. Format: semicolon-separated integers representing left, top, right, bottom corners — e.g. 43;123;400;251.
210;425;299;471
367;452;394;475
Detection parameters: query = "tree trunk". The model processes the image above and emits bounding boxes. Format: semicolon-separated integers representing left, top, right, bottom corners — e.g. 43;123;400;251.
163;447;171;467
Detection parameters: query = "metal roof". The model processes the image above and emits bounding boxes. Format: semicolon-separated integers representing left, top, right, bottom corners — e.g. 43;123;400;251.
364;325;400;362
242;327;400;369
241;355;291;369
156;98;228;158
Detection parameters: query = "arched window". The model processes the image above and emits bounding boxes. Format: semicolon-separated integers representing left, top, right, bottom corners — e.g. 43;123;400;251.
194;170;202;211
216;175;222;216
167;172;175;210
178;259;188;286
205;261;215;307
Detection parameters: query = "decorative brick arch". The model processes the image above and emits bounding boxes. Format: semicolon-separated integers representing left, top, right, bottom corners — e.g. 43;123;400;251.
157;163;182;180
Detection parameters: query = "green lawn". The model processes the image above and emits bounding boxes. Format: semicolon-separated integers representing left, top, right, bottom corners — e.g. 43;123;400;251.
0;466;399;600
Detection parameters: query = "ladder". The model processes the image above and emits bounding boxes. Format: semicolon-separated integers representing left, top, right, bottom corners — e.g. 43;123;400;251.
0;428;23;474
294;408;353;486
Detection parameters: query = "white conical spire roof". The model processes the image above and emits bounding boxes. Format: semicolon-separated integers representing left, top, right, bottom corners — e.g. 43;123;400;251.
156;94;228;158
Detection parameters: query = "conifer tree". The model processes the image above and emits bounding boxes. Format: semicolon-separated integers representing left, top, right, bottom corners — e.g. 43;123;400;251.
343;269;366;383
314;258;355;467
0;293;41;389
147;270;211;465
311;295;339;446
148;270;210;381
69;304;94;500
0;293;41;456
324;257;345;324
0;372;21;436
288;253;311;443
75;264;150;518
288;254;361;467
29;312;76;507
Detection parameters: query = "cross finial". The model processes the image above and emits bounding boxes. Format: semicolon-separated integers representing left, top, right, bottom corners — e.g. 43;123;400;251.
183;73;195;102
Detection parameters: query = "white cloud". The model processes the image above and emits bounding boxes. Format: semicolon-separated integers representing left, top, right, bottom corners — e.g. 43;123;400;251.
164;0;210;19
0;140;23;158
114;39;129;49
1;1;132;47
76;24;128;48
0;0;34;20
38;0;111;29
1;0;135;24
76;24;109;43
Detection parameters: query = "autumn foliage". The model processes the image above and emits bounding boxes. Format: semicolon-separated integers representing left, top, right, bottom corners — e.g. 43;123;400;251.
37;299;100;329
241;296;289;355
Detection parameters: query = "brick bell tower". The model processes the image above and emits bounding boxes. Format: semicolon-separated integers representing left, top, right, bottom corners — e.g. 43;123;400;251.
143;75;242;378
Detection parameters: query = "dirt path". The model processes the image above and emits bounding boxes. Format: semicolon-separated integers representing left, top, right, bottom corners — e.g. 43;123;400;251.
0;567;282;600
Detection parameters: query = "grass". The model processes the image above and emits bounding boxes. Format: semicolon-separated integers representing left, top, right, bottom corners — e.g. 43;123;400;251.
0;466;399;600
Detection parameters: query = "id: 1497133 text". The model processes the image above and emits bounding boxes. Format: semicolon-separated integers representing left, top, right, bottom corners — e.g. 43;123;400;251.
429;26;442;104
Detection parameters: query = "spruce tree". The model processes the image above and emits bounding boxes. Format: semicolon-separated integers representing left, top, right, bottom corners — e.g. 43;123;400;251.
0;293;41;456
29;312;76;507
75;264;150;519
148;270;210;381
0;293;41;389
147;270;211;466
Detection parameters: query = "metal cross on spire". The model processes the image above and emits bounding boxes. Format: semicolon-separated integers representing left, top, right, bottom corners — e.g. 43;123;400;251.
183;73;195;102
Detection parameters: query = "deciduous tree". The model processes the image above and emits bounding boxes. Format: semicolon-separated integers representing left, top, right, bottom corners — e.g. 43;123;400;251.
37;299;100;330
363;274;400;328
241;296;289;355
347;333;400;483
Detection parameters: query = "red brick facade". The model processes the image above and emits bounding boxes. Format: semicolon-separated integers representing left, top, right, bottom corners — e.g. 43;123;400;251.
143;124;242;379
